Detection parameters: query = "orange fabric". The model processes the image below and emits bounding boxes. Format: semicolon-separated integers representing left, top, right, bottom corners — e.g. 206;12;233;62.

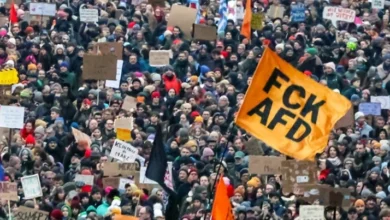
113;215;138;220
240;0;252;39
117;128;132;141
211;176;234;220
235;47;351;161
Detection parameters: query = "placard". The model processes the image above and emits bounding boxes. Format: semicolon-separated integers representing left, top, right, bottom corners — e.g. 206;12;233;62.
102;162;139;177
193;24;217;41
323;7;356;27
251;12;264;30
80;8;99;22
245;137;263;155
119;178;133;190
291;3;305;22
0;68;18;85
110;139;138;162
0;106;24;129
93;42;123;60
114;117;133;130
299;205;325;220
248;156;285;175
102;177;120;188
14;206;49;220
149;50;170;67
167;5;197;39
21;174;42;199
122;96;137;111
371;96;390;109
281;161;317;192
358;102;381;115
29;3;56;16
372;0;385;9
83;54;117;80
74;174;94;185
0;181;18;201
105;60;124;88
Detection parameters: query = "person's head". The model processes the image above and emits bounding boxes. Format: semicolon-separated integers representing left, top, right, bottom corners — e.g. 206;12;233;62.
324;62;336;74
139;206;152;220
50;107;60;120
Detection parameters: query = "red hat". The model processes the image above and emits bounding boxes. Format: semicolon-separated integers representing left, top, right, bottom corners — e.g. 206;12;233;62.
84;148;91;158
188;167;198;175
83;98;91;106
303;70;312;77
190;111;200;119
128;21;136;28
25;134;35;145
151;91;160;99
199;18;206;24
50;209;63;220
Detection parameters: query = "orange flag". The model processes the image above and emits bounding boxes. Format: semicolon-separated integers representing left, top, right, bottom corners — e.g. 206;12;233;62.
211;176;234;220
240;0;252;39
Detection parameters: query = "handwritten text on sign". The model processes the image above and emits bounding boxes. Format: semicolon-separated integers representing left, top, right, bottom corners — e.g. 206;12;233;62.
110;139;138;162
323;7;356;23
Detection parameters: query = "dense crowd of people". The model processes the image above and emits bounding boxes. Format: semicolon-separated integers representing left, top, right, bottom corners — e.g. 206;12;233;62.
2;0;390;219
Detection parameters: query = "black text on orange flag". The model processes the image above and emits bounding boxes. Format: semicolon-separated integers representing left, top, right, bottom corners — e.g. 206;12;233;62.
211;177;234;220
235;47;351;161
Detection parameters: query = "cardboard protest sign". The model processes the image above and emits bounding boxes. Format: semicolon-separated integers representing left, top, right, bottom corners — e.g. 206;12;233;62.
251;12;264;30
148;0;165;7
359;102;381;116
83;54;117;80
74;174;94;185
14;206;49;220
149;50;170;67
193;24;217;41
248;156;285;175
167;5;197;39
0;181;18;201
245;137;264;155
105;60;124;89
372;0;385;9
114;117;133;130
110;139;138;162
122;96;137;111
21;174;42;199
102;162;139;177
323;7;356;27
0;106;24;129
119;178;133;190
334;107;354;129
71;127;92;146
291;3;305;22
281;161;317;192
23;12;51;26
80;8;99;22
103;177;120;188
371;96;390;109
235;47;351;161
93;42;123;60
29;3;56;16
299;205;325;220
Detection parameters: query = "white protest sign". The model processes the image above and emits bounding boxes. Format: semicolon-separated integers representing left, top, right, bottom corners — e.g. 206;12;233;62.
80;9;99;22
21;174;42;199
323;7;356;27
0;106;24;129
110;139;138;162
74;174;94;185
29;3;56;16
299;205;325;220
371;96;390;109
119;178;133;190
372;0;385;9
105;60;123;89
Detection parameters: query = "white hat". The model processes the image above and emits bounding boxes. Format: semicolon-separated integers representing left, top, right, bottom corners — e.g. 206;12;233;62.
5;59;14;67
8;38;16;45
153;203;164;218
354;111;365;120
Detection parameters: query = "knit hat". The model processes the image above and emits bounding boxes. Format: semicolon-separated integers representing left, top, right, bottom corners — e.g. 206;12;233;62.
371;166;380;174
25;134;36;145
151;91;160;99
324;62;336;72
151;73;162;81
350;94;360;102
8;38;15;46
234;151;245;159
247;177;261;188
305;47;318;56
381;143;390;152
50;209;63;220
20;89;32;98
28;63;37;71
194;116;203;123
234;185;245;197
354;111;365;120
373;156;382;163
190;75;198;83
60;61;69;69
376;191;387;200
354;199;365;207
202;147;214;159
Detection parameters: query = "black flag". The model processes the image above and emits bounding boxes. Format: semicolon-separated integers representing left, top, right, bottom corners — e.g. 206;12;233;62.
145;124;167;185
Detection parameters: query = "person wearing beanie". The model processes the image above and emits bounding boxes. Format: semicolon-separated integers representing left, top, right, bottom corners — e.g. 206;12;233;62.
247;177;261;189
59;61;76;93
322;62;344;91
298;47;324;78
342;77;362;100
25;134;36;148
194;116;203;124
28;63;37;71
50;209;64;220
354;199;365;214
354;111;373;137
201;147;214;161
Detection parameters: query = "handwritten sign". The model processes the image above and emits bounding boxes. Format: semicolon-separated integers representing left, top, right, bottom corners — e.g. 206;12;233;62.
102;177;120;188
102;162;139;177
14;206;49;220
291;3;305;22
122;96;137;111
372;0;385;9
0;181;18;201
80;9;99;22
299;205;325;220
281;161;317;192
83;54;117;80
149;50;170;67
248;156;285;175
0;106;24;129
251;12;264;30
359;102;381;115
110;139;139;162
29;3;56;16
74;174;94;185
323;7;356;27
21;174;42;199
371;96;390;109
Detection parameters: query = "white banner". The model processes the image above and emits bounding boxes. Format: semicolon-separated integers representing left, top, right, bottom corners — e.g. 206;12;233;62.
80;9;99;22
29;3;56;16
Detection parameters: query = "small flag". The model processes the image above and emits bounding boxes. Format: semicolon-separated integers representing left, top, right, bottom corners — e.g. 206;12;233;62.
218;0;228;33
240;0;252;39
9;0;18;24
211;176;234;220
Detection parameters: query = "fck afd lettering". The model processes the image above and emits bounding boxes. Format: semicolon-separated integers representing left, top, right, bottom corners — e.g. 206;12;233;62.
247;68;326;142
